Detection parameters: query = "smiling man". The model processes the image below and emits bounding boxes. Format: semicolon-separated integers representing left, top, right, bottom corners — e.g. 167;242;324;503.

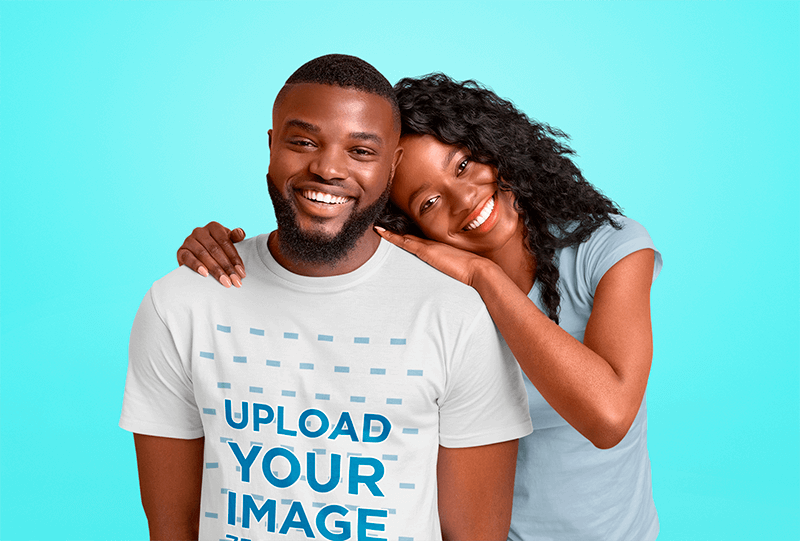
120;55;531;541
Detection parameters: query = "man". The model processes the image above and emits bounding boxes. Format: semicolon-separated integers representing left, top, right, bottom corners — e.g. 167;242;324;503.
120;54;532;541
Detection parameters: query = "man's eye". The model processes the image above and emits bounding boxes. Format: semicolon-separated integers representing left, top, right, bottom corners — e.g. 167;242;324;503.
352;148;375;157
290;140;314;147
420;196;439;213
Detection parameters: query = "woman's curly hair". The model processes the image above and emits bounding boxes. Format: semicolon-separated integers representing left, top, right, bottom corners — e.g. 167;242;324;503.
377;73;623;323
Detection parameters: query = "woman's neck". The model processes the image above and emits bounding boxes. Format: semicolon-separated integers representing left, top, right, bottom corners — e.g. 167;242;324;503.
484;218;536;293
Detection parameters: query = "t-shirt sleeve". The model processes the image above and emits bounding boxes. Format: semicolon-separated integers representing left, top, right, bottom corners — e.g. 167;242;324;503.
582;216;663;294
437;307;533;448
119;288;204;439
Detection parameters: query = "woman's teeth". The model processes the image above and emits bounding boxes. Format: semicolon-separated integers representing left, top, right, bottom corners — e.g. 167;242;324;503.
303;190;350;205
464;196;495;231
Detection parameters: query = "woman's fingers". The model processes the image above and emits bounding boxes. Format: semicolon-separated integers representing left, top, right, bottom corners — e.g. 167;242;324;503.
374;226;428;256
207;223;247;279
177;232;236;288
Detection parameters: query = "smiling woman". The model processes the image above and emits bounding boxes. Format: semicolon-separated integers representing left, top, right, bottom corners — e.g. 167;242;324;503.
177;73;663;541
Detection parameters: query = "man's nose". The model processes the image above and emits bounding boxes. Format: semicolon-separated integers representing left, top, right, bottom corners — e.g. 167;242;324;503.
309;147;348;181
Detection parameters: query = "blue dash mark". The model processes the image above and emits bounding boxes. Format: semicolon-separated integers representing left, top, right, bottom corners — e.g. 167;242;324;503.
217;382;231;389
390;338;406;345
350;396;366;403
382;455;398;461
299;363;314;370
407;369;423;376
200;351;214;359
282;390;296;398
216;325;231;333
249;386;263;393
204;512;218;519
284;332;298;340
315;393;330;401
233;356;247;364
387;398;402;405
334;366;350;373
402;428;419;435
399;483;415;489
203;408;217;415
266;360;280;367
206;463;219;469
318;334;333;342
370;368;386;375
354;337;369;344
250;328;265;336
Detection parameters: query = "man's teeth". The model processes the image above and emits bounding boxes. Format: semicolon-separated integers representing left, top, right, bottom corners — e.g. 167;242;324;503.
464;196;495;231
303;190;350;205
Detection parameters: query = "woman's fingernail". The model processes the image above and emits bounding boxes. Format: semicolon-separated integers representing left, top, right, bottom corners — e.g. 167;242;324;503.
374;226;386;233
220;275;232;288
231;274;242;288
198;266;209;277
235;265;246;278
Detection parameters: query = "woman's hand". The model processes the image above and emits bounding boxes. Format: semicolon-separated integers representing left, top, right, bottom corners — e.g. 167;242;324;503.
176;222;247;288
374;226;489;287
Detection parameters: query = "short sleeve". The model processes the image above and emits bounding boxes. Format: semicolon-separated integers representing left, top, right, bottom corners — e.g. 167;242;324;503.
437;308;533;448
119;289;204;439
582;216;663;294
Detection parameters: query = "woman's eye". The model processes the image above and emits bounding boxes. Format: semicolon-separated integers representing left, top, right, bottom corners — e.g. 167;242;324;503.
457;158;470;175
420;195;439;213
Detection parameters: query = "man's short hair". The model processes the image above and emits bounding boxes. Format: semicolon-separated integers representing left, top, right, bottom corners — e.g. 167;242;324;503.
275;54;400;129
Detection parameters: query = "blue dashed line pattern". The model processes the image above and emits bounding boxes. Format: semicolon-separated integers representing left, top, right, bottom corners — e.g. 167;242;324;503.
284;332;298;340
315;393;330;400
233;356;247;363
200;351;214;359
216;325;231;333
407;369;423;376
250;328;264;336
390;338;406;345
354;337;369;344
370;368;386;375
334;366;350;373
299;363;314;370
282;390;296;397
249;386;263;393
350;396;365;403
318;334;333;342
266;360;280;367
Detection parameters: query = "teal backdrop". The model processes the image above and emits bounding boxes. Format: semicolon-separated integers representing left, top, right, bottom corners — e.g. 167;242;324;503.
1;1;798;538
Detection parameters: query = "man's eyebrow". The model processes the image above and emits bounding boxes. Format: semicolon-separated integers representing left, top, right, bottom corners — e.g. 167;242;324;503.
284;119;320;133
350;132;384;146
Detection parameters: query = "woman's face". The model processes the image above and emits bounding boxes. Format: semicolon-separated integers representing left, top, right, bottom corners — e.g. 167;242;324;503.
390;135;523;258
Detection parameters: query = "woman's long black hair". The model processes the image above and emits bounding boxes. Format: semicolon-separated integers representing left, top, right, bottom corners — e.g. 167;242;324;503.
377;74;623;323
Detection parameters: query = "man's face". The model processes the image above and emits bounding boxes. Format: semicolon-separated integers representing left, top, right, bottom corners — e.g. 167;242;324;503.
267;83;401;265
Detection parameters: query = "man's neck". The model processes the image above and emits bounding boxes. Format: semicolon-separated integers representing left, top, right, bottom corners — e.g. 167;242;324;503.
267;229;382;277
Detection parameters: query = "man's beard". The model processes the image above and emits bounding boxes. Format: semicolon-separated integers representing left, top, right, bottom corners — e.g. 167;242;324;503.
267;175;390;265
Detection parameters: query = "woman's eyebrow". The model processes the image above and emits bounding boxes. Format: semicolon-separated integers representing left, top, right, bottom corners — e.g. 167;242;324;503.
442;146;460;170
407;182;431;210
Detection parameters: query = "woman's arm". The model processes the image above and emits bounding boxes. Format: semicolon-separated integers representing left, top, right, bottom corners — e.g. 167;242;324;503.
176;222;247;287
376;227;655;449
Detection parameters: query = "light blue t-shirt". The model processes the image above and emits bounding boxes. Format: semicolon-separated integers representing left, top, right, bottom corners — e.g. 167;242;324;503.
509;216;662;541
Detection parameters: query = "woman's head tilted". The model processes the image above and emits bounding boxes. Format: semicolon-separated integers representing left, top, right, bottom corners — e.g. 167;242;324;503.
379;73;623;322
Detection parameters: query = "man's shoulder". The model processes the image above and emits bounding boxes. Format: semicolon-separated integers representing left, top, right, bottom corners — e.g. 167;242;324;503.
379;242;486;310
148;236;265;308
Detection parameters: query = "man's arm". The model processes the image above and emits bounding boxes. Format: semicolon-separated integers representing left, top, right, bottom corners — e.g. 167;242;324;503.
437;439;519;541
134;434;204;540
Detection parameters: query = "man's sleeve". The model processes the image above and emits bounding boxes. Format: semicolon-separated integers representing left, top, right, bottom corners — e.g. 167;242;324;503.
119;289;204;439
438;307;533;448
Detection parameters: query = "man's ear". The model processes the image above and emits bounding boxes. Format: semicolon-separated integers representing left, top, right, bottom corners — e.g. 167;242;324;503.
268;129;273;150
389;146;404;182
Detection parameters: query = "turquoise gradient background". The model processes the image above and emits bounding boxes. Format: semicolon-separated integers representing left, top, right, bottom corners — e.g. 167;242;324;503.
1;1;798;538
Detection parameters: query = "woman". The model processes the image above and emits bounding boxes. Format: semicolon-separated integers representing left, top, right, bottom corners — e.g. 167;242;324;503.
177;74;662;540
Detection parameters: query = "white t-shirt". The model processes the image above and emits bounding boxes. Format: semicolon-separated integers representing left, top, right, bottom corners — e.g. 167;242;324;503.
510;216;662;541
121;236;532;541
